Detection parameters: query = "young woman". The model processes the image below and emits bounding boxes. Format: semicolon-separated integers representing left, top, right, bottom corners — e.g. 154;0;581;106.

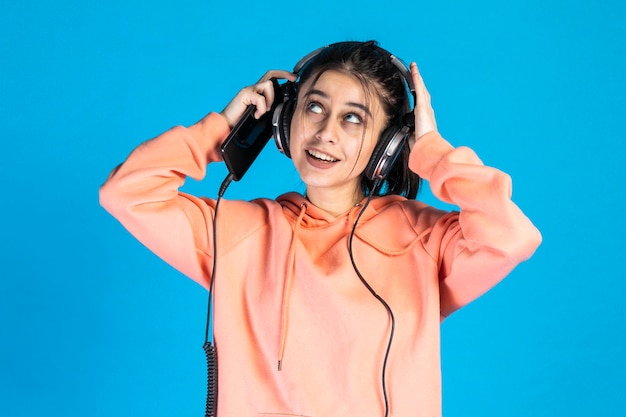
100;41;541;417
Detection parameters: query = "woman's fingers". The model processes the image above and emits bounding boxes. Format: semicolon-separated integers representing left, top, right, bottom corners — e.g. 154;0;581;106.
221;70;297;128
410;62;437;139
251;78;280;118
257;70;298;83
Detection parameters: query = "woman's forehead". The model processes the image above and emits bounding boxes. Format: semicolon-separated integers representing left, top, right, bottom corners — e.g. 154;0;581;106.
299;70;382;110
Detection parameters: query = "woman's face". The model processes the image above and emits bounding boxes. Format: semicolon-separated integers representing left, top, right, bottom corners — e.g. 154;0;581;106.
289;70;387;199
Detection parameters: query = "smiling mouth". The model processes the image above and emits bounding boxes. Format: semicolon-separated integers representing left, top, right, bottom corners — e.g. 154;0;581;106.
307;149;338;162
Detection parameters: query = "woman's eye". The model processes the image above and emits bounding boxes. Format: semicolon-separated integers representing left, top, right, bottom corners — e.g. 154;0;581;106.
344;113;363;124
307;102;323;114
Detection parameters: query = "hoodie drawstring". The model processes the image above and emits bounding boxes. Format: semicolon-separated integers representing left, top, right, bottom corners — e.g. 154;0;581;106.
277;201;308;371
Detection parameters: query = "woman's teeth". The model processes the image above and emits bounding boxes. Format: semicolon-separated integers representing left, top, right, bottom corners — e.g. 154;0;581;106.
307;150;338;162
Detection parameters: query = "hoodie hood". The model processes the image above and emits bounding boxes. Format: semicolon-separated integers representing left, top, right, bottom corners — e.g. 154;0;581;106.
276;192;434;255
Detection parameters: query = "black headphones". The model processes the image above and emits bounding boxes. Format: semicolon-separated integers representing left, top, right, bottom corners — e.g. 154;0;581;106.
271;42;416;182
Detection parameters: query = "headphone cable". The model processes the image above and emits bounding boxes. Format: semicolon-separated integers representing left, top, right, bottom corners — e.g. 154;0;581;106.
203;173;234;417
348;179;396;417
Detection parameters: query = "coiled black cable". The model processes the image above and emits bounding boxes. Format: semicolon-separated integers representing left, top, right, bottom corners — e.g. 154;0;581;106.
202;341;218;417
203;173;234;417
348;178;396;417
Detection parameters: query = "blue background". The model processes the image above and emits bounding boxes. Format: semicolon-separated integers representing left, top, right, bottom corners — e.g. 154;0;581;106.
1;0;625;416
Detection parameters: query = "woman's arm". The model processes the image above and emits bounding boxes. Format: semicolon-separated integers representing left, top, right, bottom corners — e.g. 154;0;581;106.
407;63;542;317
99;113;230;287
99;70;297;287
410;131;541;317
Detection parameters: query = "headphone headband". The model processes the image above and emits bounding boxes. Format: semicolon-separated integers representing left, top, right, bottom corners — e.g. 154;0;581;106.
293;42;416;107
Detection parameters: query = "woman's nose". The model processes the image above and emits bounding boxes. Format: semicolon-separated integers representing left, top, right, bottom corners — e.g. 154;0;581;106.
315;118;339;144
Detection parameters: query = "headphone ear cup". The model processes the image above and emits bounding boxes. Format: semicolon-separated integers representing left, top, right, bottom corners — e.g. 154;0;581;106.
272;98;295;158
364;124;409;181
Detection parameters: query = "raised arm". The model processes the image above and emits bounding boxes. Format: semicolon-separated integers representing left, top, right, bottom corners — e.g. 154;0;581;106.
99;71;297;287
99;113;230;287
407;62;542;317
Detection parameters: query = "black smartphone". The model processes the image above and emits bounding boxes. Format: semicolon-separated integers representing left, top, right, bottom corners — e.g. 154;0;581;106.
221;78;282;181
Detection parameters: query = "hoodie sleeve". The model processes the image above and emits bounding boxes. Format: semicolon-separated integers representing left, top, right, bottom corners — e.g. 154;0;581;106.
99;112;231;288
408;131;542;318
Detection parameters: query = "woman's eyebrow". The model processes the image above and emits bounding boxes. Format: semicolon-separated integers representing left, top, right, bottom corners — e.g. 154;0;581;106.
303;89;372;118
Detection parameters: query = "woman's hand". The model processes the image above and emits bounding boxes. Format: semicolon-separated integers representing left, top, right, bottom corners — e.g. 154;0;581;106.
220;70;298;129
408;62;437;149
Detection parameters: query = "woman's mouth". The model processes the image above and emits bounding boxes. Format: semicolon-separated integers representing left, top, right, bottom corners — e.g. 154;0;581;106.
306;149;338;162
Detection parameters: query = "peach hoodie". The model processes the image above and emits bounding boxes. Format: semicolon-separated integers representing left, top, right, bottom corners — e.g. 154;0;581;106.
100;112;541;416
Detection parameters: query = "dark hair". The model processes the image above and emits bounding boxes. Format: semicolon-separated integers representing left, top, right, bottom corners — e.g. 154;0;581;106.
297;40;421;199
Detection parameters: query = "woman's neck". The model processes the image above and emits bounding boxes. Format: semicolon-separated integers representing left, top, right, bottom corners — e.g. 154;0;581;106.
305;187;365;217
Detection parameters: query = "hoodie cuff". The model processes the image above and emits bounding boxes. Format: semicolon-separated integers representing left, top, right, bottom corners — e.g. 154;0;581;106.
408;131;455;181
187;112;231;162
